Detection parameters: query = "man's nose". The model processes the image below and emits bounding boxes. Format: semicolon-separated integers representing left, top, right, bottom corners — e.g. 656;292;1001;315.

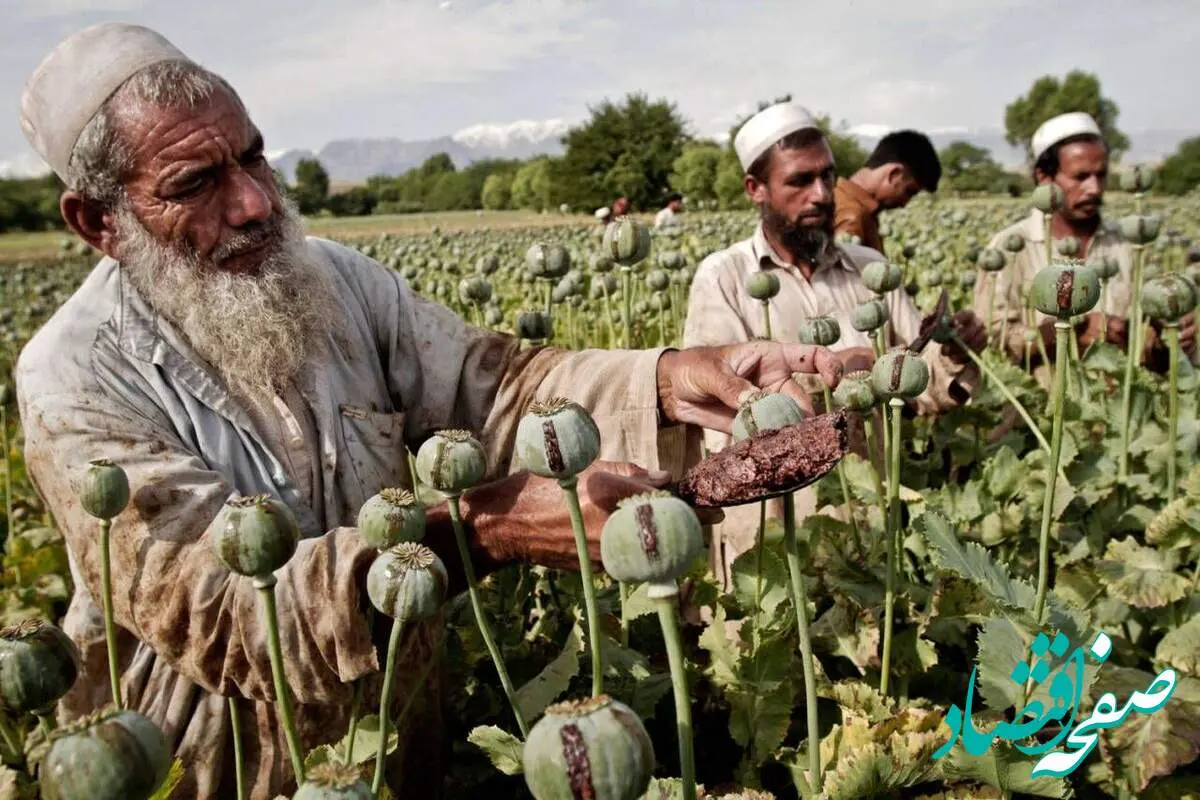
225;169;273;228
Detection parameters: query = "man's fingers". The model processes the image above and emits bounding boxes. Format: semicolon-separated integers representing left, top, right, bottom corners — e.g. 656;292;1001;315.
779;377;816;415
782;344;842;387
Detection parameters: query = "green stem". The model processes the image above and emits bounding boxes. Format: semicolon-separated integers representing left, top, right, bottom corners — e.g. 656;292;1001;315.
561;480;603;697
761;300;773;340
1033;323;1070;627
622;269;633;349
619;582;631;647
229;697;246;800
254;576;305;785
1119;246;1146;484
986;274;998;355
385;651;440;793
655;591;695;799
823;386;861;554
863;413;887;504
952;334;1052;454
2;405;11;537
372;615;407;796
658;299;668;348
874;326;886;361
1167;323;1181;501
0;715;21;767
100;519;122;710
345;679;364;765
748;501;767;767
1101;280;1110;343
447;496;528;737
880;399;903;698
601;282;617;348
783;494;822;793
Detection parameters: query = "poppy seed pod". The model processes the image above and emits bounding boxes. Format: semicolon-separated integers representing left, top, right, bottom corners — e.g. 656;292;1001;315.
603;217;653;266
797;316;841;347
658;251;686;270
1119;214;1162;245
928;248;946;264
600;491;702;587
516;309;553;340
367;542;448;622
978;248;1007;272
415;430;487;494
516;397;601;480
1031;262;1101;319
1088;254;1121;281
356;488;425;549
1031;183;1066;214
645;269;671;293
834;370;878;411
589;252;615;273
851;298;890;332
484;307;504;327
1141;275;1198;323
0;619;80;714
211;494;300;578
745;271;781;301
475;254;500;275
526;243;571;280
40;709;171;800
458;276;493;306
1120;165;1156;194
78;459;129;521
293;762;373;800
523;695;654;800
731;391;806;442
1003;234;1026;254
960;272;977;289
861;262;903;294
871;349;930;400
902;244;918;260
1055;236;1081;257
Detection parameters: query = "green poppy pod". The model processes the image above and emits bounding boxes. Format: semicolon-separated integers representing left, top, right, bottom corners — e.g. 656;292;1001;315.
1141;275;1198;323
960;272;977;289
645;269;671;293
1120;165;1156;193
589;252;615;273
600;491;702;586
1031;183;1066;214
650;293;671;311
523;695;654;800
978;248;1007;272
551;279;578;305
1055;236;1081;257
833;370;878;411
1030;261;1102;319
796;315;841;347
633;300;650;316
879;222;893;238
925;270;944;287
0;618;80;714
366;542;448;622
603;218;653;266
78;458;129;521
40;709;171;800
516;397;601;480
927;248;945;265
475;254;500;275
1119;214;1162;245
658;251;686;270
415;430;487;495
851;298;890;332
1087;254;1121;281
526;243;571;280
745;271;781;301
458;276;493;305
356;488;425;549
484;307;504;327
211;494;300;578
871;349;930;400
516;309;552;340
861;261;903;293
293;762;373;800
1003;234;1026;254
731;391;806;442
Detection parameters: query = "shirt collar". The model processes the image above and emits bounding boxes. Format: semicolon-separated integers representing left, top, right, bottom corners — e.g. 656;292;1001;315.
836;177;879;214
750;222;852;275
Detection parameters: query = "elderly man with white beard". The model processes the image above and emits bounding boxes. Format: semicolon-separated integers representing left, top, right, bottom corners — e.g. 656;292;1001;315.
13;23;844;799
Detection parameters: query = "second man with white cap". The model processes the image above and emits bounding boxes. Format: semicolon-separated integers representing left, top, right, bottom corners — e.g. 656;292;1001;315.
683;101;987;586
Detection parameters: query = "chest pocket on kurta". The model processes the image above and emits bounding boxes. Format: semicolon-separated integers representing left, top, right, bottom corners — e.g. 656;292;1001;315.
338;404;411;501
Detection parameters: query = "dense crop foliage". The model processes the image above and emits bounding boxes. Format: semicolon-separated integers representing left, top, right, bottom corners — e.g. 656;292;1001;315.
2;191;1200;798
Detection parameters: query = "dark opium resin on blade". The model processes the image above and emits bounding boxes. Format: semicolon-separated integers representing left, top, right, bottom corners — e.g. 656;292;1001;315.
676;410;849;507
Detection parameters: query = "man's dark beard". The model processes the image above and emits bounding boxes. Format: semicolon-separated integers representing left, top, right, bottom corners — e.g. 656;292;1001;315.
761;202;834;264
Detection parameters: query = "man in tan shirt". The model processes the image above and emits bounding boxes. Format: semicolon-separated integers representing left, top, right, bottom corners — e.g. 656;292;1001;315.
834;130;942;254
684;102;985;585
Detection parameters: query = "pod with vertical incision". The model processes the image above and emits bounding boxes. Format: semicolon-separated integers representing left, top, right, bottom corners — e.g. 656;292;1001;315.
1031;262;1101;320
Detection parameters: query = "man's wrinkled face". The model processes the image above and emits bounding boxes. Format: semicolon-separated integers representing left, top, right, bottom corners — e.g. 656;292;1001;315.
1044;139;1109;223
117;87;285;275
748;141;837;262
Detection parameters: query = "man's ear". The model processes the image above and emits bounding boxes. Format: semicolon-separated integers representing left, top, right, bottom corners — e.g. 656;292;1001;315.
60;191;120;260
743;174;768;206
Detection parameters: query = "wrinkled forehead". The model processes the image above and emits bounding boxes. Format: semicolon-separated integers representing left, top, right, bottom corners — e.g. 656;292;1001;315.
117;87;260;178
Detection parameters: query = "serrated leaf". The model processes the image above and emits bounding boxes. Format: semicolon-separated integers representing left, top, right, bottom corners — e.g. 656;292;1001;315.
467;725;524;775
1146;495;1200;549
918;512;1034;612
1156;615;1200;677
728;679;793;764
812;598;880;674
892;626;939;675
699;604;741;689
516;624;581;721
621;582;660;621
986;446;1022;500
976;617;1101;718
303;744;337;772
1096;537;1191;608
1100;697;1200;793
837;453;882;506
822;680;897;723
731;543;790;619
331;714;399;765
941;741;1067;797
1137;772;1200;800
628;673;672;720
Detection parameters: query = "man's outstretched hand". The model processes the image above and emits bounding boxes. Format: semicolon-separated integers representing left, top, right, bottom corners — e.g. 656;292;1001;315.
655;341;842;431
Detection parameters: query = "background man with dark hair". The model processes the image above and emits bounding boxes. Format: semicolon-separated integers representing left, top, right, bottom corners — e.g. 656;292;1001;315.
655;191;683;228
834;129;942;253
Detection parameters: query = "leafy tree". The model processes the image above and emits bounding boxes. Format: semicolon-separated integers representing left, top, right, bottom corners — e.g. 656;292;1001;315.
939;141;1015;194
1004;71;1130;162
293;158;330;215
713;148;751;210
481;172;512;210
553;93;689;211
326;186;377;217
510;157;555;211
0;174;65;233
1157;136;1200;196
670;142;724;204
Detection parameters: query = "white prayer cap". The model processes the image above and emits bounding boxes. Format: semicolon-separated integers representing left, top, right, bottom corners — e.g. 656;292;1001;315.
1031;112;1103;163
734;101;822;173
19;23;195;182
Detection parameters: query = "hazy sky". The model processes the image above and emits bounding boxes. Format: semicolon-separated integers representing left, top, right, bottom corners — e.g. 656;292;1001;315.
1;0;1196;174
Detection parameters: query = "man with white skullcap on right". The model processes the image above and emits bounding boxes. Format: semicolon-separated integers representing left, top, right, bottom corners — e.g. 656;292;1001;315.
976;111;1195;372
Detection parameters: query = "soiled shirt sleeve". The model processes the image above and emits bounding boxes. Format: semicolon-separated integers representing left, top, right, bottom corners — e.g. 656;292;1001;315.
18;386;381;706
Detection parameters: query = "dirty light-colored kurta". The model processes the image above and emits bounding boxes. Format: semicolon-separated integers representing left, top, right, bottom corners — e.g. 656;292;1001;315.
15;236;693;799
834;178;885;254
682;224;973;586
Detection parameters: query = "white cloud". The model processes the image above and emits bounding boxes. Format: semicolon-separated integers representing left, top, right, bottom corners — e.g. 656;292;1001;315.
452;118;572;149
9;0;148;21
0;150;50;179
848;123;895;139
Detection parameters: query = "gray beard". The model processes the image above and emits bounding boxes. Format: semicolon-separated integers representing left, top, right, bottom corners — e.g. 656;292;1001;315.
114;197;344;405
